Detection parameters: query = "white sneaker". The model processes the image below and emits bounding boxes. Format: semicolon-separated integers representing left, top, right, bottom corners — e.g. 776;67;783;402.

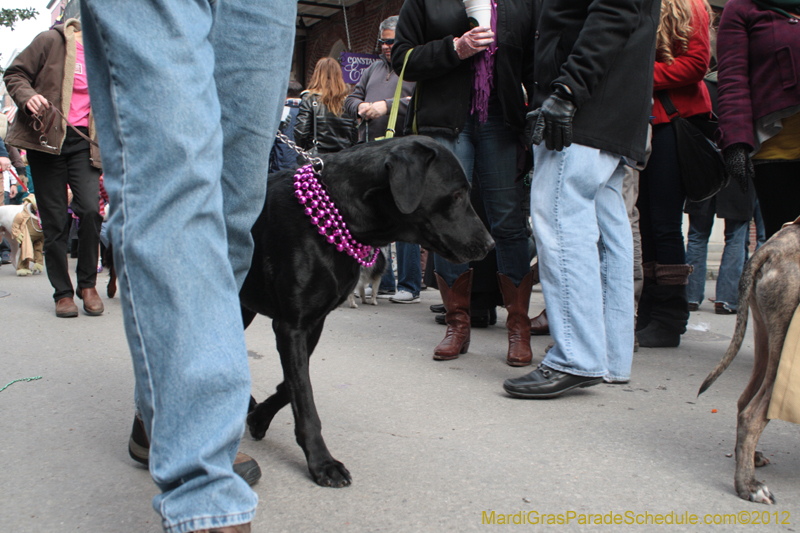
389;290;420;304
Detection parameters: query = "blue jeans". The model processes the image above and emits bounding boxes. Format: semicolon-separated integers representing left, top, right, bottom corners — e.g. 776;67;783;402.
429;111;530;286
379;242;421;296
686;214;748;310
532;144;634;381
81;1;295;531
745;199;766;261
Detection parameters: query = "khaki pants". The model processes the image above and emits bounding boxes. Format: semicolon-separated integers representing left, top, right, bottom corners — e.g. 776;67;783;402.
622;165;643;310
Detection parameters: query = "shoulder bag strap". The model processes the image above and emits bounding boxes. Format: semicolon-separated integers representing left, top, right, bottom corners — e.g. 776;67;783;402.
311;98;319;147
656;90;680;120
377;48;413;140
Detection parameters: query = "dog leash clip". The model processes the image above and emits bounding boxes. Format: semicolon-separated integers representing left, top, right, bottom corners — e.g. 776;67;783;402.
39;135;58;150
311;157;324;173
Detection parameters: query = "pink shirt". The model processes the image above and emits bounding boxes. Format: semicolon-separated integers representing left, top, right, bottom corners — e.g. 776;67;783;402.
68;40;91;128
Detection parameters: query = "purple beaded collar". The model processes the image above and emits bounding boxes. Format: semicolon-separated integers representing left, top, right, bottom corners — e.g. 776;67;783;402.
293;164;379;267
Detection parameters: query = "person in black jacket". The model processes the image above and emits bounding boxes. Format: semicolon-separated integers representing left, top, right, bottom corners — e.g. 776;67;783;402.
503;0;661;398
393;0;537;367
294;58;358;155
269;81;304;173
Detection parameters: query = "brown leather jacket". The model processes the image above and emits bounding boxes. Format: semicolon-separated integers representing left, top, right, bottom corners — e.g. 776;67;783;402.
3;18;101;169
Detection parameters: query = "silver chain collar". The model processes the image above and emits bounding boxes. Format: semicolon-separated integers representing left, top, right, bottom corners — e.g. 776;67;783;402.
275;131;324;173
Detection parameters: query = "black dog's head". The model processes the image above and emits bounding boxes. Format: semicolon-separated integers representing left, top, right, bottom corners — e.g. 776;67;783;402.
320;136;494;264
382;137;494;264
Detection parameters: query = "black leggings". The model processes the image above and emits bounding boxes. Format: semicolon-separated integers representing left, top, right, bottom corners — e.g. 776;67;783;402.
752;160;800;239
638;122;686;265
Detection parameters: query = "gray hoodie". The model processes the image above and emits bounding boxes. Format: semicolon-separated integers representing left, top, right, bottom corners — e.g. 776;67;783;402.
344;55;415;142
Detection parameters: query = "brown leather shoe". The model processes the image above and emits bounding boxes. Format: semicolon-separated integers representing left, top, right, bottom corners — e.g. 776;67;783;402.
498;271;534;367
433;270;472;360
55;297;79;318
233;452;262;486
191;524;251;533
128;415;261;486
77;287;104;316
530;308;549;335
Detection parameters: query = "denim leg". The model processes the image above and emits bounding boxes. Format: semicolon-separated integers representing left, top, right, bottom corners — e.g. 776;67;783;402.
81;1;294;532
596;162;635;381
379;244;395;292
396;241;421;296
685;212;713;305
754;200;766;249
473;114;530;286
715;219;748;309
428;131;473;286
532;144;631;378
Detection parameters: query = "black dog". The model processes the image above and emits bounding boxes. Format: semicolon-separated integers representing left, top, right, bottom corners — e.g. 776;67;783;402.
241;136;494;487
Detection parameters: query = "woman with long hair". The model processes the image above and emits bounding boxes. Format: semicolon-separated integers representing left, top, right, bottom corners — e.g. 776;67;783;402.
294;57;358;154
636;0;713;348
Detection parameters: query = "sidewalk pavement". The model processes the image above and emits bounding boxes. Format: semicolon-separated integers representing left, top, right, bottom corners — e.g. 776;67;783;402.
1;261;799;532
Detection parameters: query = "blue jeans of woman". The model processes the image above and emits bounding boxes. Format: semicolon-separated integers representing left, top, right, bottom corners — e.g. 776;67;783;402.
686;214;748;310
379;241;422;296
532;144;634;382
429;110;530;286
81;1;295;531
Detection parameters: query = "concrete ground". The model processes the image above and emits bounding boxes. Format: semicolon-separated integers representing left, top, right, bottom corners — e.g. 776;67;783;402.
2;260;799;532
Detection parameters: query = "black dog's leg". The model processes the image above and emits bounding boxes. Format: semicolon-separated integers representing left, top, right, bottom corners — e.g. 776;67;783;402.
242;307;257;329
273;318;351;488
243;307;260;415
247;382;289;439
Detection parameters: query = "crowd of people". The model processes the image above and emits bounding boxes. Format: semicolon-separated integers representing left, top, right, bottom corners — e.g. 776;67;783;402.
1;0;798;530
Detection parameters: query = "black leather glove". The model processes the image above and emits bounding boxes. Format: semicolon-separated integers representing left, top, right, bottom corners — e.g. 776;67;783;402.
526;87;576;152
723;143;754;194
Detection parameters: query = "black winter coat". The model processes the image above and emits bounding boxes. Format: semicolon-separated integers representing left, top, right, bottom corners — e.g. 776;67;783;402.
392;0;537;139
534;0;660;162
294;94;358;154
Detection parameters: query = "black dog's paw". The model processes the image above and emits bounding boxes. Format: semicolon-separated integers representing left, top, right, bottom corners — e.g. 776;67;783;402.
246;408;273;441
310;458;352;488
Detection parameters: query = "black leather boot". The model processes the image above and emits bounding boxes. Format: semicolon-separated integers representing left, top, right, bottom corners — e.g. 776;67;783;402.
637;264;692;348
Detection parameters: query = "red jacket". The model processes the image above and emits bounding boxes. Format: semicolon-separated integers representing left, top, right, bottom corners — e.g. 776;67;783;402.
651;0;712;124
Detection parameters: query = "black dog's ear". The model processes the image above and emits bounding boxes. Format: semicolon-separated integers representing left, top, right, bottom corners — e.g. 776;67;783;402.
385;139;437;214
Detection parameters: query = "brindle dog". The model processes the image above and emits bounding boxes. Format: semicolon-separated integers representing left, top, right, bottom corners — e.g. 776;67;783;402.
699;220;800;504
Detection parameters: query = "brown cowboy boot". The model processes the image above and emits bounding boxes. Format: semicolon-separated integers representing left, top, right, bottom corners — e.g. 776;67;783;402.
433;269;472;360
529;309;549;335
498;271;534;367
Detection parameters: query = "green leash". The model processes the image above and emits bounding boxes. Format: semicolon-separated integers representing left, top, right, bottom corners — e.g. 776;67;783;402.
0;376;42;393
375;48;413;140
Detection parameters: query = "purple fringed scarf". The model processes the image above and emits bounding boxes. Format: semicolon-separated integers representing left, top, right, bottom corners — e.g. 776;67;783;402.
471;0;497;123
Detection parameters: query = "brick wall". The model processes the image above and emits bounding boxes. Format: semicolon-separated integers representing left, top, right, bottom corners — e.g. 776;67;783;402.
301;0;405;85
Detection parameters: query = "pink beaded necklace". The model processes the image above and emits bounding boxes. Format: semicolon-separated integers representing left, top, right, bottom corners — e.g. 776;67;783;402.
293;164;379;267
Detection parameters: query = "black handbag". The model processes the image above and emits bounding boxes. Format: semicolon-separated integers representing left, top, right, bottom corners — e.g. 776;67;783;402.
657;91;729;202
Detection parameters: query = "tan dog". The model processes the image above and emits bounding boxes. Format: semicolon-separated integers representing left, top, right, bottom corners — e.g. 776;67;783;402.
698;220;800;505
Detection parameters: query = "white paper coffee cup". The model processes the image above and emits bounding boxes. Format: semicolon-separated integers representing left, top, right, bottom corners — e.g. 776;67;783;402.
463;0;491;29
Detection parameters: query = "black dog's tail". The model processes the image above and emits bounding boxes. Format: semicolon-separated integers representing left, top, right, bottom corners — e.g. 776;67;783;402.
697;247;771;396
